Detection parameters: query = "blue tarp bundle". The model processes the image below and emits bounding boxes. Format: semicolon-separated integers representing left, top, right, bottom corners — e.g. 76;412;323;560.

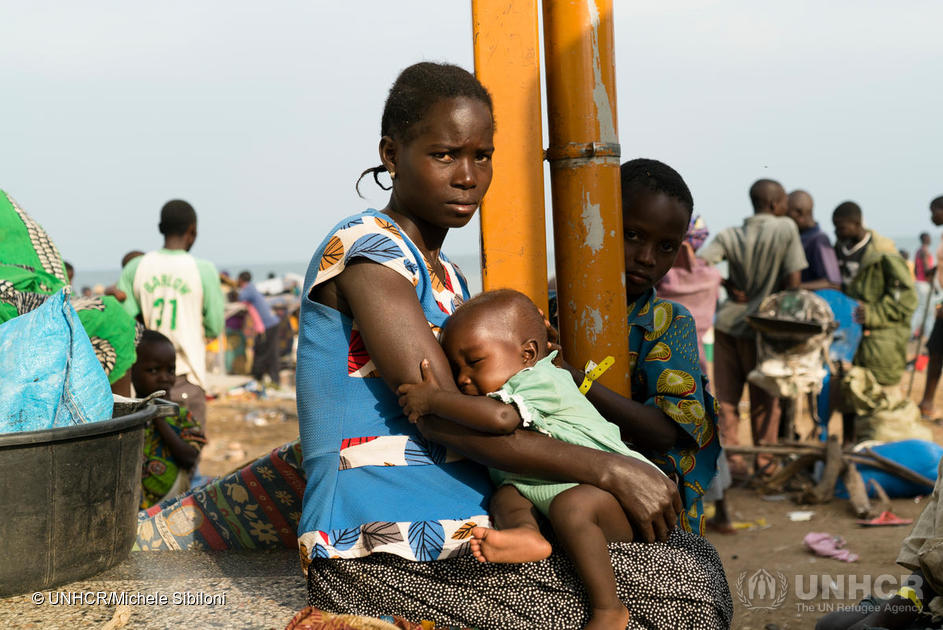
0;288;112;432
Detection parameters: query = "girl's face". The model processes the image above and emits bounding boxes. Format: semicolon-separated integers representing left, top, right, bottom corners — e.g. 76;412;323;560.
384;96;494;231
622;189;690;300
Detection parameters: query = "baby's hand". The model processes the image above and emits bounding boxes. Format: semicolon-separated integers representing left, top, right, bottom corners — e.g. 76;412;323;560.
396;359;442;423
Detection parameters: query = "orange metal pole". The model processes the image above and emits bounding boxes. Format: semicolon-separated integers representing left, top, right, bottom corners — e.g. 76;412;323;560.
542;0;628;395
472;0;549;312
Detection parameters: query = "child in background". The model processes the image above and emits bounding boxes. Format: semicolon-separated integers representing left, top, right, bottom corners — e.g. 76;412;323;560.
104;250;144;304
398;289;662;630
132;329;206;508
556;158;722;536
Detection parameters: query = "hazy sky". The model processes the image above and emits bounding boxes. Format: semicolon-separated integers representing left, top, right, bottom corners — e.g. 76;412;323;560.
3;1;942;275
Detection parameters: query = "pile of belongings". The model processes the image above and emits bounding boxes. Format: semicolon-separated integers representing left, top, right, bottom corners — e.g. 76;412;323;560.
841;367;933;443
746;289;837;398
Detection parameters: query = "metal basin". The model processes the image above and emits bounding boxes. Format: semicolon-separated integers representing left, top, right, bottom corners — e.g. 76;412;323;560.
0;403;169;596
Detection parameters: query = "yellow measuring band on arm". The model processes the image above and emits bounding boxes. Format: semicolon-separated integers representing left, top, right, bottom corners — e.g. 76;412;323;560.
579;355;615;394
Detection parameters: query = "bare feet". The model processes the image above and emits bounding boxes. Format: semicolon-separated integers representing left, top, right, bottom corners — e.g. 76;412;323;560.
469;526;552;563
585;604;630;629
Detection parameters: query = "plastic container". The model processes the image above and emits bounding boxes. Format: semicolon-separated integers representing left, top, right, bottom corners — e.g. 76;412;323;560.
0;402;171;596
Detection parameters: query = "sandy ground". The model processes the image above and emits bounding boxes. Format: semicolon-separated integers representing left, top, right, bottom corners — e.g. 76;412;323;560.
199;394;301;478
198;369;943;630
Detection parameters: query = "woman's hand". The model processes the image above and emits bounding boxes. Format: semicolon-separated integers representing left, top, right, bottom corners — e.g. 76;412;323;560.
397;359;442;423
597;454;683;543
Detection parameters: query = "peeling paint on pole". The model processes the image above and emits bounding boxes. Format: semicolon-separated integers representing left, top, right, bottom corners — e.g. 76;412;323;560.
544;0;628;395
587;0;616;143
581;192;604;253
580;306;604;345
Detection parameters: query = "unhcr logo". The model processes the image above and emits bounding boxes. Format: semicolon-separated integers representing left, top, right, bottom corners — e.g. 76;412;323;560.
735;569;921;613
736;569;789;610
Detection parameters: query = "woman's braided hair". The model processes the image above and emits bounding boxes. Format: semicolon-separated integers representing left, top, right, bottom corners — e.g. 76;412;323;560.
356;62;494;197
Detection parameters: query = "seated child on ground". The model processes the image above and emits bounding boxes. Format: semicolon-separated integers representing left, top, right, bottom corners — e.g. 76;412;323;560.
398;289;662;630
556;158;722;536
132;329;206;508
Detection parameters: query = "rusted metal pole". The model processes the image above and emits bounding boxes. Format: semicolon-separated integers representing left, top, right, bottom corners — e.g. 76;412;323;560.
542;0;628;394
472;0;549;312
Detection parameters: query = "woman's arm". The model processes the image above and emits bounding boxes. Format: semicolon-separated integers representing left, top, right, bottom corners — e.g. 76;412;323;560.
333;261;682;542
417;415;681;543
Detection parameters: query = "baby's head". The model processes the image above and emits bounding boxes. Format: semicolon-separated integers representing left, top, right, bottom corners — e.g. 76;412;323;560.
131;329;176;398
441;289;548;396
620;158;693;300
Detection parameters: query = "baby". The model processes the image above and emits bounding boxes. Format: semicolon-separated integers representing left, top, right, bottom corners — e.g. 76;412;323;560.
398;289;664;630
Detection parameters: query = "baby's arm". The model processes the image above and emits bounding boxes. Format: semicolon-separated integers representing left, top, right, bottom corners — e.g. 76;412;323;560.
397;360;522;434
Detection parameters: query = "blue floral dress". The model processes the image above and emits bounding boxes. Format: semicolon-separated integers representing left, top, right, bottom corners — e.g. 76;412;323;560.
296;209;491;565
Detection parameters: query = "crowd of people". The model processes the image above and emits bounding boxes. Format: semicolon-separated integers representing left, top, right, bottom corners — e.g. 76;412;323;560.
0;193;298;514
2;59;942;629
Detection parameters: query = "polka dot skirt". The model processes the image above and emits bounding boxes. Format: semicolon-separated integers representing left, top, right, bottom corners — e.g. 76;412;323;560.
307;529;732;629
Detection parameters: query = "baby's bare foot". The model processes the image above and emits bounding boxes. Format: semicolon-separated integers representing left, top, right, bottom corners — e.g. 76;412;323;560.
469;526;552;563
584;604;630;630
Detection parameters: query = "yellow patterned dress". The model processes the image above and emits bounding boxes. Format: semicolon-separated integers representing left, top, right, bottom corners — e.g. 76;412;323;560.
627;289;722;535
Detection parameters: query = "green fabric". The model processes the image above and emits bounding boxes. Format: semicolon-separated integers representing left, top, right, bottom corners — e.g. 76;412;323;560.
840;366;932;442
844;230;917;385
117;249;224;338
0;265;65;323
487;352;662;516
0;190;68;286
140;406;206;508
0;189;138;383
116;254;143;319
196;257;224;338
74;295;140;386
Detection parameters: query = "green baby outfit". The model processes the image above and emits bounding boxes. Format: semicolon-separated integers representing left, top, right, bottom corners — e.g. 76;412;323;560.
486;351;662;515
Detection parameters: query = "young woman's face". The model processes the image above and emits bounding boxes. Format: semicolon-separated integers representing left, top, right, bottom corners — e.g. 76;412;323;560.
387;96;494;230
622;189;690;300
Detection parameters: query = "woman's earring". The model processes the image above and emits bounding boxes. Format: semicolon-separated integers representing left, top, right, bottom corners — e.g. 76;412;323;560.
389;170;396;180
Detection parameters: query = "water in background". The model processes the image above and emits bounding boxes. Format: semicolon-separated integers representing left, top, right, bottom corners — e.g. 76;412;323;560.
70;233;927;299
72;254;486;297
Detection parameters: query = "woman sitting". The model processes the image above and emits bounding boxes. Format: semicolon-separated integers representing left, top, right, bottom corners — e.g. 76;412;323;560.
296;61;732;629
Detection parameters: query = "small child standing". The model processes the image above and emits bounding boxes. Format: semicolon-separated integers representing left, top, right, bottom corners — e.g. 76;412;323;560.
398;289;661;630
132;329;206;509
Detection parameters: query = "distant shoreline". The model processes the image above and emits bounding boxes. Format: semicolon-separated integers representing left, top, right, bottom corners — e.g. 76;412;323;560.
70;232;925;298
